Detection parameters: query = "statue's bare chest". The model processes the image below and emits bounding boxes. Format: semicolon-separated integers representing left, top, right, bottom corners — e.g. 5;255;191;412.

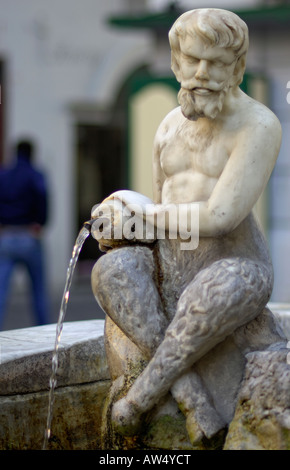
159;119;230;179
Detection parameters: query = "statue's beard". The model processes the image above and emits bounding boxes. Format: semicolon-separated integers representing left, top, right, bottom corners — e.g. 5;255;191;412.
178;85;229;121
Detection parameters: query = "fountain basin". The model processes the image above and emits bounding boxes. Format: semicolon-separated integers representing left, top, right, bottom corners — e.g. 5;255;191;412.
0;320;110;450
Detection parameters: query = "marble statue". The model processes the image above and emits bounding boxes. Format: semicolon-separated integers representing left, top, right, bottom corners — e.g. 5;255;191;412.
90;8;283;447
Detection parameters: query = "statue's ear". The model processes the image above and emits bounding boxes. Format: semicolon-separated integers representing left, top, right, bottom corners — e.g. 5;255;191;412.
232;54;247;86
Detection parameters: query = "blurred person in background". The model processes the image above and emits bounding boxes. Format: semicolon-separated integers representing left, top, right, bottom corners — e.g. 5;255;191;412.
0;139;50;329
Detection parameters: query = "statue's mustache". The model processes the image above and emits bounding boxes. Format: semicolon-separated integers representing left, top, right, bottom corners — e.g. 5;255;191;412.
179;80;226;95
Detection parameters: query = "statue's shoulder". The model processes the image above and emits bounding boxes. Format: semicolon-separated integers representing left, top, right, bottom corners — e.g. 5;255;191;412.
239;93;282;139
231;94;282;169
155;106;184;137
161;106;183;125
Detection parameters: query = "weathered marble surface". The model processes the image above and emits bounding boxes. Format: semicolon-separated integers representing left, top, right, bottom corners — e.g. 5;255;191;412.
100;306;288;450
224;348;290;450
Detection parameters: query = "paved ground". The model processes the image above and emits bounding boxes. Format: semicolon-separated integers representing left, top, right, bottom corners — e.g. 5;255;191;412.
1;279;105;332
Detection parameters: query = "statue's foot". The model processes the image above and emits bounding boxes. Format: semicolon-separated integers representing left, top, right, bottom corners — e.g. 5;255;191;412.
111;397;143;436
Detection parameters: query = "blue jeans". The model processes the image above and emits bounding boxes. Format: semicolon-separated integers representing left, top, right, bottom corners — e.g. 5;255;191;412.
0;230;50;329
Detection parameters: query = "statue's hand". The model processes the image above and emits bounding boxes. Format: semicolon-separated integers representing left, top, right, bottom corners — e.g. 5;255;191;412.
90;198;126;251
91;195;156;251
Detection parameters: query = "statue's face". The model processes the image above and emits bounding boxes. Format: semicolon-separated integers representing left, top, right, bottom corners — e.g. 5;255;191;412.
174;34;238;120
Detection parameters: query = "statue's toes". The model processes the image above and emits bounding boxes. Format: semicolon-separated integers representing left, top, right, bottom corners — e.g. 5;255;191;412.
111;397;143;436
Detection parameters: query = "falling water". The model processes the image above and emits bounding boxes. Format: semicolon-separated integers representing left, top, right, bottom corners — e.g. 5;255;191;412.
42;221;93;450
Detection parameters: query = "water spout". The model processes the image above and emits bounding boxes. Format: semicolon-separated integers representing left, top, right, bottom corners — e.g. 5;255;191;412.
83;219;95;232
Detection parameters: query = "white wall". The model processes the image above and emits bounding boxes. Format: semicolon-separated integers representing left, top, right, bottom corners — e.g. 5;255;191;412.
0;0;152;294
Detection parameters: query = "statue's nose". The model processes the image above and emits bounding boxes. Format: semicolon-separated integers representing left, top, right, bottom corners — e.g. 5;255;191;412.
195;60;210;81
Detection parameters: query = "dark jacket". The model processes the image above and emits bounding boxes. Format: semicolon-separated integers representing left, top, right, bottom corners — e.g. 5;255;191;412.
0;155;48;226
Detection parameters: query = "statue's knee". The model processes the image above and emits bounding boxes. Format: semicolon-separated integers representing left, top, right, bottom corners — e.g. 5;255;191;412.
92;246;153;297
91;249;124;295
92;255;108;297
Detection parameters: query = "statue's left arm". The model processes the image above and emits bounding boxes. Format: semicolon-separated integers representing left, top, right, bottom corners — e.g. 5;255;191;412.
197;112;281;237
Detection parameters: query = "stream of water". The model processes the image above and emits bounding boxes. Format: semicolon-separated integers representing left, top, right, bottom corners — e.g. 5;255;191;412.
42;223;92;450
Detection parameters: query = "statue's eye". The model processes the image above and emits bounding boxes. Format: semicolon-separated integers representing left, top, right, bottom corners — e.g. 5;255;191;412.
213;60;225;68
188;57;199;65
182;53;199;65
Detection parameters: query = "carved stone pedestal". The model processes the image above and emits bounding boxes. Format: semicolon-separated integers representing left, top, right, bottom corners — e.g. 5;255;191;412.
100;308;289;450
